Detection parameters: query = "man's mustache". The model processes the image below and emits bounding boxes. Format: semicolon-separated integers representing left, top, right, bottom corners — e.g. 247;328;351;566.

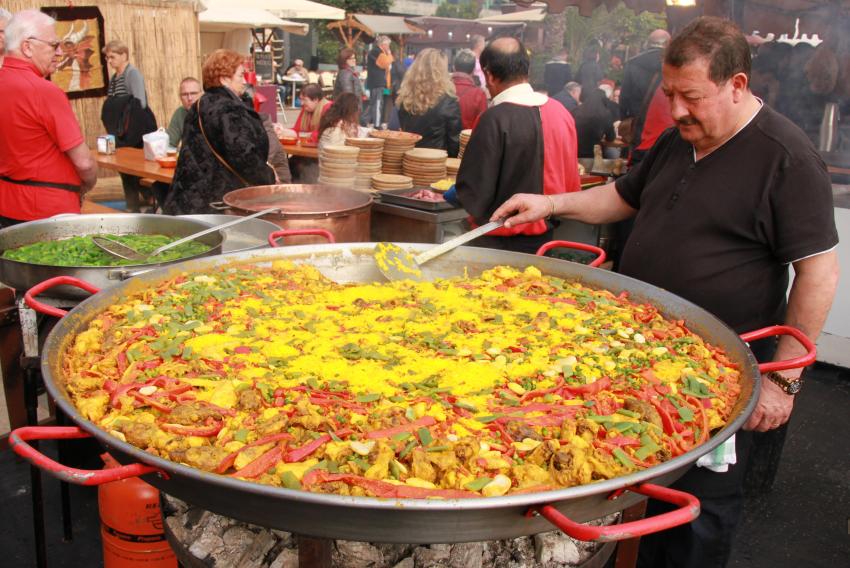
676;117;699;126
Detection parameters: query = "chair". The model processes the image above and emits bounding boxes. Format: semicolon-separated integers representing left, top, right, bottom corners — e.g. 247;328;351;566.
320;71;335;97
276;90;287;122
307;71;320;85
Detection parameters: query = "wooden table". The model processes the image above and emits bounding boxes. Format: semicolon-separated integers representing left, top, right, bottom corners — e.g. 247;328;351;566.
284;143;318;160
96;147;175;183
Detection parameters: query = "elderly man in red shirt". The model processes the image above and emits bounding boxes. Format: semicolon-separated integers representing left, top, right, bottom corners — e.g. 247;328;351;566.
451;49;487;129
0;9;96;227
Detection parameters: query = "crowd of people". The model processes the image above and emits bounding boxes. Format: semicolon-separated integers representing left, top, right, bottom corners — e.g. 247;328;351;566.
0;7;842;568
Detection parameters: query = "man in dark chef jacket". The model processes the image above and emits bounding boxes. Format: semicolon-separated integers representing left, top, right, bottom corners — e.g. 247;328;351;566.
451;37;581;254
491;17;839;568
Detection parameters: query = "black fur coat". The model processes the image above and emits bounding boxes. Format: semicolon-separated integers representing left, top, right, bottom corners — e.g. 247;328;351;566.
163;87;274;215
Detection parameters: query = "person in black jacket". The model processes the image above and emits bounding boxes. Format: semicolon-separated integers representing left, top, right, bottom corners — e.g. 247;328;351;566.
101;39;156;212
365;35;392;127
396;48;461;157
163;49;274;215
572;87;616;158
543;48;572;96
619;29;670;162
575;42;604;93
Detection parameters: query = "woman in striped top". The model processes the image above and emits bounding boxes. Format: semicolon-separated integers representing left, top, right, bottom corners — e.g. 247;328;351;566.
103;39;153;212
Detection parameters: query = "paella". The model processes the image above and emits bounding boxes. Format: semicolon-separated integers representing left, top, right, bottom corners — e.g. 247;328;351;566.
61;260;742;499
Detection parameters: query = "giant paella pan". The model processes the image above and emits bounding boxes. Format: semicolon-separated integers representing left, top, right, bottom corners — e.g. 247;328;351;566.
11;242;814;543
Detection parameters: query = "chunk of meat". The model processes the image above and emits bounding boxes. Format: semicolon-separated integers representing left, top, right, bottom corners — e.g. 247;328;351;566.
624;398;662;429
426;449;457;472
550;447;593;486
452;439;478;463
119;421;157;449
410;448;436;483
237;389;262;412
506;421;542;442
512;463;553;489
169;402;223;425
179;446;229;472
525;439;558;467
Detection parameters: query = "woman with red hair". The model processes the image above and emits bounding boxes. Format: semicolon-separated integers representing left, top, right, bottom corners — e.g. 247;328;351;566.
163;49;275;214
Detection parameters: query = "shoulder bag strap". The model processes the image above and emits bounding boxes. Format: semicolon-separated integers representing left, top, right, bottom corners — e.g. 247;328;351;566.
196;97;250;186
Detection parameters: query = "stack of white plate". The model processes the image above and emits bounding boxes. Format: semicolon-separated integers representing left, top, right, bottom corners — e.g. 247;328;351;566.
458;129;472;159
346;137;385;192
369;130;423;175
371;173;414;191
403;148;448;188
319;145;360;188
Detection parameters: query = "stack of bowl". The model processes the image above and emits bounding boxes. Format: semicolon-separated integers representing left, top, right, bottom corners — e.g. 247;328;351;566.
319;145;360;188
346;137;385;192
403;148;448;188
369;130;422;174
458;129;472;159
371;173;414;192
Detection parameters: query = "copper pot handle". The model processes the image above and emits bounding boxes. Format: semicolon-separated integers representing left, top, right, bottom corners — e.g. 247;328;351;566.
268;229;336;247
10;426;165;485
528;483;699;542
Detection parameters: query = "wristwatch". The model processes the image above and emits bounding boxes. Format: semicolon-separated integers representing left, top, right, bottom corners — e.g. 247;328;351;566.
765;371;803;395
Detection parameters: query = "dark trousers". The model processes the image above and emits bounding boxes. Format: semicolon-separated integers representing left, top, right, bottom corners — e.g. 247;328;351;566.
0;215;24;229
119;172;143;212
637;338;778;568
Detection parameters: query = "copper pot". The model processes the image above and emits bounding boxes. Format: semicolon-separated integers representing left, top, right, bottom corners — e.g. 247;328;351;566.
215;184;372;245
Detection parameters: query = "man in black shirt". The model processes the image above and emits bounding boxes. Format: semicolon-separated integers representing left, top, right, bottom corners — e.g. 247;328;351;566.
492;17;838;568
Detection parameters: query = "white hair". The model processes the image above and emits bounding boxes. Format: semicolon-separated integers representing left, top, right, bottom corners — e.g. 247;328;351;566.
0;8;13;22
599;84;613;99
6;9;55;53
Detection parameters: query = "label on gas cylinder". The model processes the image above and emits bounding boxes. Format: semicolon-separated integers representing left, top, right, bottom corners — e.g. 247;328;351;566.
102;523;166;543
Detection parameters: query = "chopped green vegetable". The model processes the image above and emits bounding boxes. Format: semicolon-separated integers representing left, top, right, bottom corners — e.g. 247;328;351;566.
417;427;433;446
464;477;493;491
280;471;301;490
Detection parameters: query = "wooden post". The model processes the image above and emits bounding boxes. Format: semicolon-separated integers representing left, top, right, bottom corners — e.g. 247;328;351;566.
297;535;333;568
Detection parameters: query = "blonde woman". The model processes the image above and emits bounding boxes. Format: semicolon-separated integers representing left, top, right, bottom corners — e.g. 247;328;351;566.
396;48;462;157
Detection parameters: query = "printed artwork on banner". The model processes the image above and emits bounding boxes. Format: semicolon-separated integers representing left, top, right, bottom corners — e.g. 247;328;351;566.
40;6;109;99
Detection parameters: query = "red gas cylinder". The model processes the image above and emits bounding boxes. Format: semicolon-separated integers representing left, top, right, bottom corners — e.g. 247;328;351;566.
98;453;177;568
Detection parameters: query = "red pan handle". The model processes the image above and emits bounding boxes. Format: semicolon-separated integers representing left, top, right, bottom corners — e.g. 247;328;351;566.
10;426;164;485
536;240;607;268
739;325;817;373
268;229;336;247
24;276;101;318
528;483;700;542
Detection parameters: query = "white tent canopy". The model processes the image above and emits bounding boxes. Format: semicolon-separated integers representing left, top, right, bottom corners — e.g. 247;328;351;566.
477;8;547;23
199;0;309;34
257;0;344;21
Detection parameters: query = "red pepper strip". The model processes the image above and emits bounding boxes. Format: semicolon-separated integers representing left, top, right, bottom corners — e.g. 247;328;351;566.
139;358;163;370
231;445;283;479
365;416;437;440
649;399;678;437
301;471;477;499
488;422;516;457
493;402;579;416
108;383;139;407
131;391;173;413
605;435;642;448
116;351;128;375
562;376;612;396
284;428;353;463
215;432;295;474
159;419;223;437
519;379;565;403
152;385;194;399
685;395;710;446
193;401;237;417
308;397;367;412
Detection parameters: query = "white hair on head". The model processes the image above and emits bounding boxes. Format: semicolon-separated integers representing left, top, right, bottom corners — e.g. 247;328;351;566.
599;84;613;98
0;8;13;21
6;9;55;53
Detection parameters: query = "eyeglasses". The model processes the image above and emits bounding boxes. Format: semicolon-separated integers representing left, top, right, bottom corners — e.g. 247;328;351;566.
27;36;61;50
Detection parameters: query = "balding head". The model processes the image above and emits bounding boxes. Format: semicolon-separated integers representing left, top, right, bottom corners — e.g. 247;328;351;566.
480;36;529;96
648;29;671;49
